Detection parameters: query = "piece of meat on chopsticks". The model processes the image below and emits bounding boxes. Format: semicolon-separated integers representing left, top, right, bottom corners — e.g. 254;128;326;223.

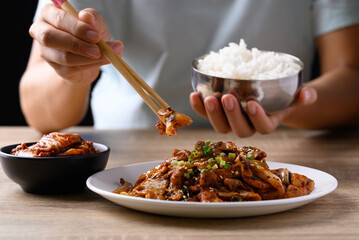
155;107;193;136
11;132;99;157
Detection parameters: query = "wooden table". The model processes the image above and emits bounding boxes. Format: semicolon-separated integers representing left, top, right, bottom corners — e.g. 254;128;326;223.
1;126;358;239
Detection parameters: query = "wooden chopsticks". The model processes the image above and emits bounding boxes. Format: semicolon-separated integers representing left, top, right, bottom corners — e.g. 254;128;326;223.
96;40;170;114
57;1;170;118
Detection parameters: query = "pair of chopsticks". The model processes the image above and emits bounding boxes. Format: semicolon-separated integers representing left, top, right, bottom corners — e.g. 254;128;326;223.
52;0;170;120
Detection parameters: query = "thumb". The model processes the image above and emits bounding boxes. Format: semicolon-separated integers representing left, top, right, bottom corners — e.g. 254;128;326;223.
298;86;318;106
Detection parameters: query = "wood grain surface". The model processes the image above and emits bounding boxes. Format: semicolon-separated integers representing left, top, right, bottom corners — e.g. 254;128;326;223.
1;126;358;240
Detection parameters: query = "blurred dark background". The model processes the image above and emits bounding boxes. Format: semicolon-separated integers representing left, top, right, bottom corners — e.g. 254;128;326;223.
2;1;93;127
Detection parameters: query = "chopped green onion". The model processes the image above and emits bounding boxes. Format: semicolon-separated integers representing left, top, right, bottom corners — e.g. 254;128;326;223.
246;153;254;159
220;152;226;157
212;164;218;170
208;158;215;163
178;160;185;166
201;146;213;156
171;160;178;166
188;156;193;163
206;165;212;170
224;162;231;169
215;156;222;164
228;153;236;159
205;140;211;146
201;169;209;174
195;145;202;150
220;159;226;166
185;168;193;179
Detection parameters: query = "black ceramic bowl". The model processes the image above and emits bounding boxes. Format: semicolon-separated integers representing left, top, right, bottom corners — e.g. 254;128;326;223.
0;142;109;194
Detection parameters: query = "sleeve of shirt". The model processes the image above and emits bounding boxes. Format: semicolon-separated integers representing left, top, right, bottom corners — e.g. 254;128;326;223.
313;0;359;36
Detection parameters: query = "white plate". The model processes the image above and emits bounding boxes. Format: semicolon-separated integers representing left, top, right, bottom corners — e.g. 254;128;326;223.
86;160;338;218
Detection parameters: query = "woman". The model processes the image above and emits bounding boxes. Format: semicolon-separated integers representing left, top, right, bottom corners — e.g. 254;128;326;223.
21;0;359;136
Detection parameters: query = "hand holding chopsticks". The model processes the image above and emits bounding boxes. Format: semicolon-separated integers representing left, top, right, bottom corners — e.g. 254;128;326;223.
51;0;169;116
51;0;193;135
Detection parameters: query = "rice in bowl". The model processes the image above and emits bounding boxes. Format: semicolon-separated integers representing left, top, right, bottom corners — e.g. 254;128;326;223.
197;39;301;80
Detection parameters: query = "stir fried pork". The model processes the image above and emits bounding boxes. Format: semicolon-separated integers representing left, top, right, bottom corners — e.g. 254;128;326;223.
11;132;99;157
155;107;193;136
114;141;314;202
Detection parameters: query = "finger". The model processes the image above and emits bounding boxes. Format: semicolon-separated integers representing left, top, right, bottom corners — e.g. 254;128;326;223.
47;60;103;81
190;92;208;118
30;21;101;59
247;101;295;134
221;94;255;138
44;41;124;78
78;8;110;41
246;101;276;134
37;41;123;72
204;96;231;134
39;45;106;66
297;86;318;105
40;41;123;67
40;4;100;43
107;40;124;57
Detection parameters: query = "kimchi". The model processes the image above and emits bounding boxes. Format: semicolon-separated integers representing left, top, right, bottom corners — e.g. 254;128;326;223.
114;141;314;202
11;132;99;157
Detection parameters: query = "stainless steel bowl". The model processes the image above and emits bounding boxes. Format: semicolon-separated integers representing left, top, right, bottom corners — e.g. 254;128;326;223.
191;53;303;113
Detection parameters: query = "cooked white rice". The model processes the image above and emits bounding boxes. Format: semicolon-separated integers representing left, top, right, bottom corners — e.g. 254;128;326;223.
197;39;301;80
